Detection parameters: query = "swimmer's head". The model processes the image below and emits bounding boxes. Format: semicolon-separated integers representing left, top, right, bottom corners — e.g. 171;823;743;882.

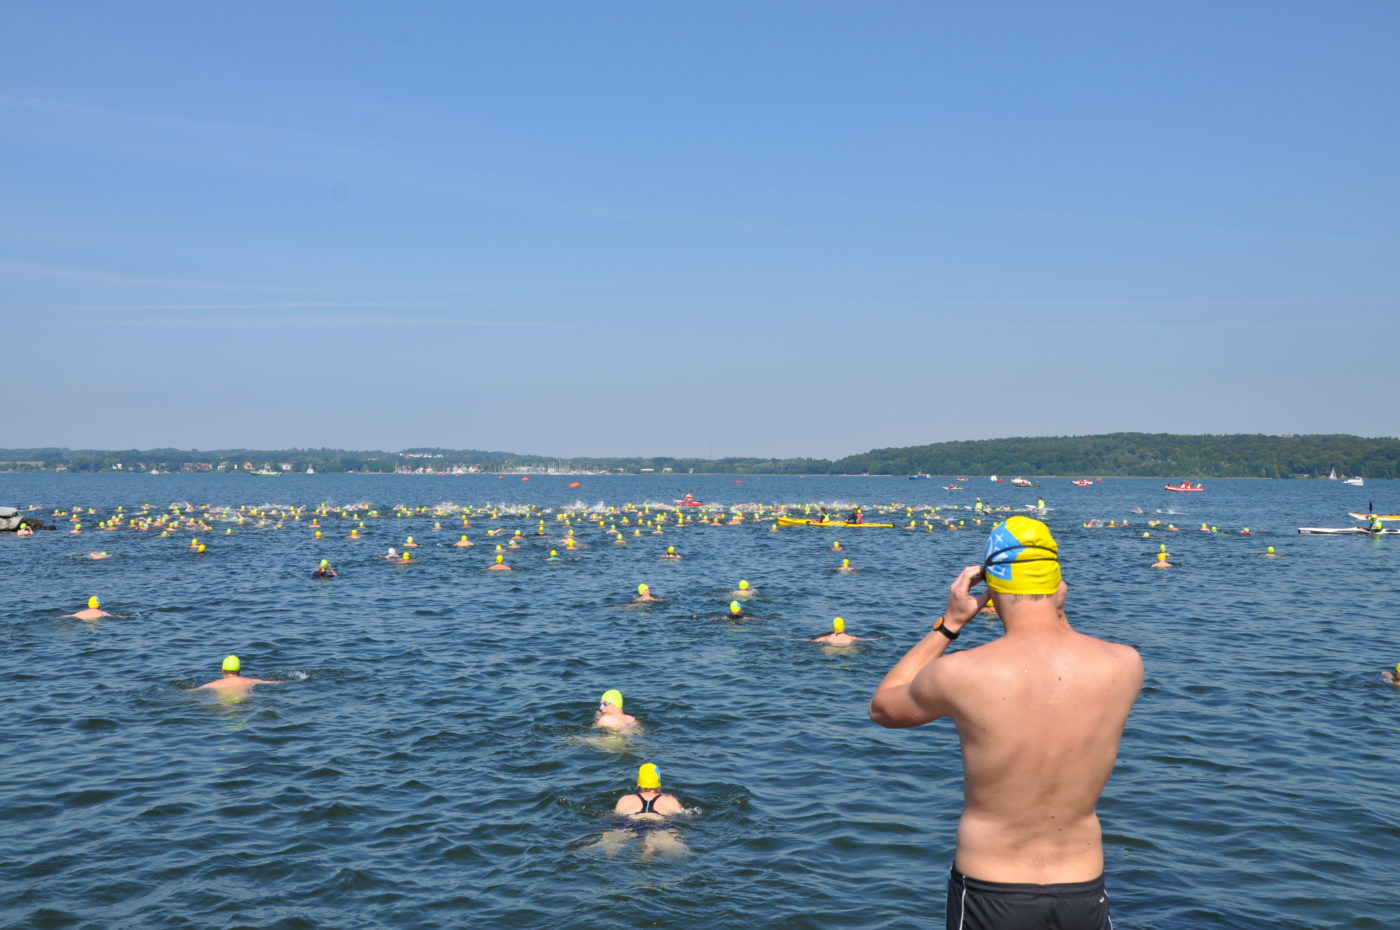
87;596;100;609
638;583;649;595
222;655;240;673
983;516;1061;596
495;554;504;563
1267;546;1275;554
833;616;845;633
401;551;410;561
319;559;329;568
600;689;623;709
729;600;742;615
841;558;850;567
667;546;675;554
738;579;749;590
637;763;661;790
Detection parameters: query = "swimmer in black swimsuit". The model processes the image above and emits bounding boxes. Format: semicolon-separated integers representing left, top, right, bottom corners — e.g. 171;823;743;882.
594;763;686;857
313;559;337;578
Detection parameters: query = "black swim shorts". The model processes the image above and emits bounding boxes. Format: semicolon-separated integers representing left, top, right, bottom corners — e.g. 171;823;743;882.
946;865;1112;930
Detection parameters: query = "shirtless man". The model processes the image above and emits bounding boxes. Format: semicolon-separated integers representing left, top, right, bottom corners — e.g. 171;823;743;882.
486;554;511;571
594;689;640;730
869;516;1142;930
194;655;280;692
64;596;113;620
812;616;867;646
634;583;661;602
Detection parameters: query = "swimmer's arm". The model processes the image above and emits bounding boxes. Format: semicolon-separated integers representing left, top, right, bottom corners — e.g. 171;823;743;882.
869;565;986;728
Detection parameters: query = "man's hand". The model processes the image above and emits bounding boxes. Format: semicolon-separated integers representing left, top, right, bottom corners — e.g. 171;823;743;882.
944;565;991;633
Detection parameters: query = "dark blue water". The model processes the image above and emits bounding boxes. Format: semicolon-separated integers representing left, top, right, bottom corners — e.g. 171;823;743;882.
1;474;1396;929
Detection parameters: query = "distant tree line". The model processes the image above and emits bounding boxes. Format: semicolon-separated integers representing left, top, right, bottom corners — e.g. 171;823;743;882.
0;434;1396;478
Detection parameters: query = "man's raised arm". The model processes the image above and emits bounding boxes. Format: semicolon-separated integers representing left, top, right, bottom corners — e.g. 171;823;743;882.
868;565;987;728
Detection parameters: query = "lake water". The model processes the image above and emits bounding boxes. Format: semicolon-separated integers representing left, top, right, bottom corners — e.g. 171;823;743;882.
1;473;1396;929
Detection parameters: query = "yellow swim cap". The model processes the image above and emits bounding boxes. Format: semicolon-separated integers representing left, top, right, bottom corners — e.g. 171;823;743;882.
841;559;850;567
222;655;240;672
319;559;329;568
495;554;504;563
1267;546;1275;554
983;517;1061;596
729;600;741;614
87;596;100;609
601;689;623;708
315;530;322;537
638;584;649;595
738;580;749;589
833;616;845;633
549;549;558;557
637;763;661;790
460;535;467;541
667;546;675;554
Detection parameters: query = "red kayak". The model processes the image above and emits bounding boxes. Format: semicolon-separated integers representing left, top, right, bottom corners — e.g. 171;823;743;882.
674;499;703;506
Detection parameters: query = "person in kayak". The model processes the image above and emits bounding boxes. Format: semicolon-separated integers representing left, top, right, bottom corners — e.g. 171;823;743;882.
847;507;864;524
868;517;1142;930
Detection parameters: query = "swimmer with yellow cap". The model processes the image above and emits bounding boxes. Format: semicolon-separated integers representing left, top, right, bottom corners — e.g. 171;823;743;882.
836;557;856;573
982;516;1062;596
453;534;474;548
486;553;511;571
634;583;661;603
613;763;683;819
731;579;754;598
1382;663;1400;685
65;595;113;621
594;689;639;730
192;654;281;692
661;545;681;559
813;616;868;646
314;558;337;578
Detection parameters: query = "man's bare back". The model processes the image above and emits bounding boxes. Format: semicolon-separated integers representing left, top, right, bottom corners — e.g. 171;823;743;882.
930;613;1141;882
870;525;1142;901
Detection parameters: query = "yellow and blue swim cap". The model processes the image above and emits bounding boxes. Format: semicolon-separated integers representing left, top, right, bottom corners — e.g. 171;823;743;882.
637;763;661;790
87;596;100;609
729;600;742;615
983;516;1061;595
222;655;240;672
600;689;623;708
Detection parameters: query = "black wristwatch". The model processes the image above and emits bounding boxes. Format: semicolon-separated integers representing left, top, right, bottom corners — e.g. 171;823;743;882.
934;616;960;640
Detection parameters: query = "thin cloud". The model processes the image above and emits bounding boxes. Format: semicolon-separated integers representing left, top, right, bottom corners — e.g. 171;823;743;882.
101;315;556;329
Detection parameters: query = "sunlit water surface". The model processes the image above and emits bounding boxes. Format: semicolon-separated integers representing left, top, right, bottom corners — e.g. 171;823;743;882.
1;474;1397;929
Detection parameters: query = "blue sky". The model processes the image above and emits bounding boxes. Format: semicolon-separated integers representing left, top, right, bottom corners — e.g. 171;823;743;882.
4;1;1397;459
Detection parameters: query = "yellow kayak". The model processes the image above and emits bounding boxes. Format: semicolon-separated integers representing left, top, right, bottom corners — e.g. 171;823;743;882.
776;516;894;528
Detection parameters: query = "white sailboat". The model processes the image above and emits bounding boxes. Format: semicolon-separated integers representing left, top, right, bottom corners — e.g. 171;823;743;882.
1327;468;1337;480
